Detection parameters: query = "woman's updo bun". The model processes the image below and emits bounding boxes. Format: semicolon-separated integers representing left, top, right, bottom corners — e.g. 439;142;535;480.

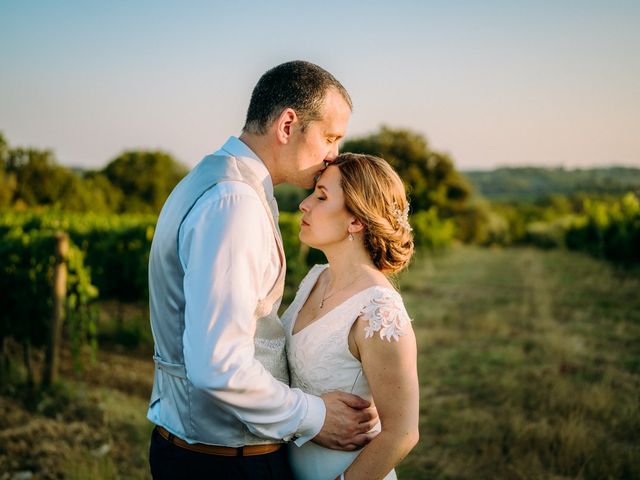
332;153;414;274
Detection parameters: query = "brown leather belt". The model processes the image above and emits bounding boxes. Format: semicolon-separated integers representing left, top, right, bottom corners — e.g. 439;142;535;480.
155;426;282;456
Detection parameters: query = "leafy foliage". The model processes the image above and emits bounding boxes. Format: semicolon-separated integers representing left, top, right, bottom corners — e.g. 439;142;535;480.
486;192;640;263
4;146;82;209
341;126;480;243
0;210;157;302
465;167;640;201
0;132;188;214
410;208;456;250
342;126;473;214
103;151;187;214
0;227;98;366
566;193;640;263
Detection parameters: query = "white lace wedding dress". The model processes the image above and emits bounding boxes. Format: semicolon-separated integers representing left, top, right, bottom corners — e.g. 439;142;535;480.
282;264;411;480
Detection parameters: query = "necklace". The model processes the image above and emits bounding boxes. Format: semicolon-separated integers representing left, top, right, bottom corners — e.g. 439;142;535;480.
319;271;367;309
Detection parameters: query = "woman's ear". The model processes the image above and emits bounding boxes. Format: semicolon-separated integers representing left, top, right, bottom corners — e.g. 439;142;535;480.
275;108;297;144
348;217;365;234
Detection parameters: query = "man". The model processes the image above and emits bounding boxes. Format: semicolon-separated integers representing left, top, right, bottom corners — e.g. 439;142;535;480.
148;61;377;479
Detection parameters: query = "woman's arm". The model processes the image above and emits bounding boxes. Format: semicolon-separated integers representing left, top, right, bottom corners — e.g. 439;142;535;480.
341;314;420;479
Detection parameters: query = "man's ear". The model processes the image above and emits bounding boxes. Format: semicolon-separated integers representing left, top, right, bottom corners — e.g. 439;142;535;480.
275;108;297;145
348;217;365;234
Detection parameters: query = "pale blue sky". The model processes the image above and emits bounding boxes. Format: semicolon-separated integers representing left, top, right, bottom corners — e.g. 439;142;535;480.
1;1;639;170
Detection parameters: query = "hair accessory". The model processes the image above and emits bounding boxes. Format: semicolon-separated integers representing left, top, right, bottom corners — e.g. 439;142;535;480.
392;202;412;232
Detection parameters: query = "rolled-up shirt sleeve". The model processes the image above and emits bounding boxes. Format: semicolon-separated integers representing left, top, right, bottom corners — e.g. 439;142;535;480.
178;181;325;443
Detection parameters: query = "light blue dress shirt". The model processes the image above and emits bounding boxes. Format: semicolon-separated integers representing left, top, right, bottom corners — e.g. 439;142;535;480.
147;137;325;445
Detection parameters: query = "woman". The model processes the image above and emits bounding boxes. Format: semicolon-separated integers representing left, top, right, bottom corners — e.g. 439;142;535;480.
282;153;419;480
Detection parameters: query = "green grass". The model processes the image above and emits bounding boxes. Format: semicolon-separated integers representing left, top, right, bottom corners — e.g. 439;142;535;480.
396;247;640;479
56;385;153;480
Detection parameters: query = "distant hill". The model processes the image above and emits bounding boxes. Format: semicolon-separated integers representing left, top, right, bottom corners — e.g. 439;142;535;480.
463;167;640;201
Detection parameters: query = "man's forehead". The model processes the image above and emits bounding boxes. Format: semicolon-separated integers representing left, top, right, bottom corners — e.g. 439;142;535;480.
320;90;351;122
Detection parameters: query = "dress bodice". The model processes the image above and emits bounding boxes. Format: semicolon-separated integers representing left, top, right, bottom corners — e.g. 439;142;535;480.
283;265;410;398
282;264;411;480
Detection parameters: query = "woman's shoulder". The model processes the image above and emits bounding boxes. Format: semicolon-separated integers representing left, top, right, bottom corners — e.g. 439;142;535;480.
357;285;412;343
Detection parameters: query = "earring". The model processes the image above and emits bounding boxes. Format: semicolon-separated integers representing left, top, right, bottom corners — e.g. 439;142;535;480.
348;233;354;241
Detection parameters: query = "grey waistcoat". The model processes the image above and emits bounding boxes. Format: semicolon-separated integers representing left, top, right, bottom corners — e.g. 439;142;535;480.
147;153;287;446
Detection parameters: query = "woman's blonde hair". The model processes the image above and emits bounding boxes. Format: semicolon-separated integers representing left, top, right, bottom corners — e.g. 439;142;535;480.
332;153;414;274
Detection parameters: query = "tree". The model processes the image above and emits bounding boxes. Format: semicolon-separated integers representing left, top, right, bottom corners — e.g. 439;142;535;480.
1;133;188;213
4;146;73;206
81;172;125;212
0;132;17;208
103;150;188;214
1;134;125;212
341;126;473;214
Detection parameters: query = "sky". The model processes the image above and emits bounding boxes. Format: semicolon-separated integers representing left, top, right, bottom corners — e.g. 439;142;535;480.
1;0;639;171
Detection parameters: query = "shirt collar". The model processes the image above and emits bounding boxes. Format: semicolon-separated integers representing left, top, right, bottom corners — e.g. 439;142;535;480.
216;136;275;201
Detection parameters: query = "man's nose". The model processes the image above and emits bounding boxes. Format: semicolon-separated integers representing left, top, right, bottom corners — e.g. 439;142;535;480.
327;143;339;161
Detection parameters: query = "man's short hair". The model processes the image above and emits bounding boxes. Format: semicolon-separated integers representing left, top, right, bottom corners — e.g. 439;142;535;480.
242;60;352;135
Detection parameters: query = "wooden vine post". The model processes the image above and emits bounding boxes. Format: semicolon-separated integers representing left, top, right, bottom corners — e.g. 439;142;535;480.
43;232;69;386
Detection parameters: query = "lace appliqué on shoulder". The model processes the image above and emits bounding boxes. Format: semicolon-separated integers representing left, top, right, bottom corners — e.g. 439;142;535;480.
361;289;411;342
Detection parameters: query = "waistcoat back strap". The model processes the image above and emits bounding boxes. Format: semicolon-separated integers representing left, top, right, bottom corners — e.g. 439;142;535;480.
153;354;187;379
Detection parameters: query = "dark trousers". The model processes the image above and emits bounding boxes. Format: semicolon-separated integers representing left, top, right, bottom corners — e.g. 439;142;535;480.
149;427;295;480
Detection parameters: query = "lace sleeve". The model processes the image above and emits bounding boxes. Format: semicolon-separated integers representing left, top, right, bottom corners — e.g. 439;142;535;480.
360;288;412;342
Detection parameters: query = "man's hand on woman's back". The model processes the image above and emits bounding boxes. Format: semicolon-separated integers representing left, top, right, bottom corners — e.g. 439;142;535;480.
313;391;379;450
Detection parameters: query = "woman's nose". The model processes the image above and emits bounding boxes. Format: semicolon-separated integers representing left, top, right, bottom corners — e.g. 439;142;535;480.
299;199;309;213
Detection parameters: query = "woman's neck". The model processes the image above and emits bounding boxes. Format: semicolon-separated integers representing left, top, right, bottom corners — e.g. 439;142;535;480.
322;244;377;286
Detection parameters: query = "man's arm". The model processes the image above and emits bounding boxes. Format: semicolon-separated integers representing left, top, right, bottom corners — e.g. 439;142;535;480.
179;183;323;442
